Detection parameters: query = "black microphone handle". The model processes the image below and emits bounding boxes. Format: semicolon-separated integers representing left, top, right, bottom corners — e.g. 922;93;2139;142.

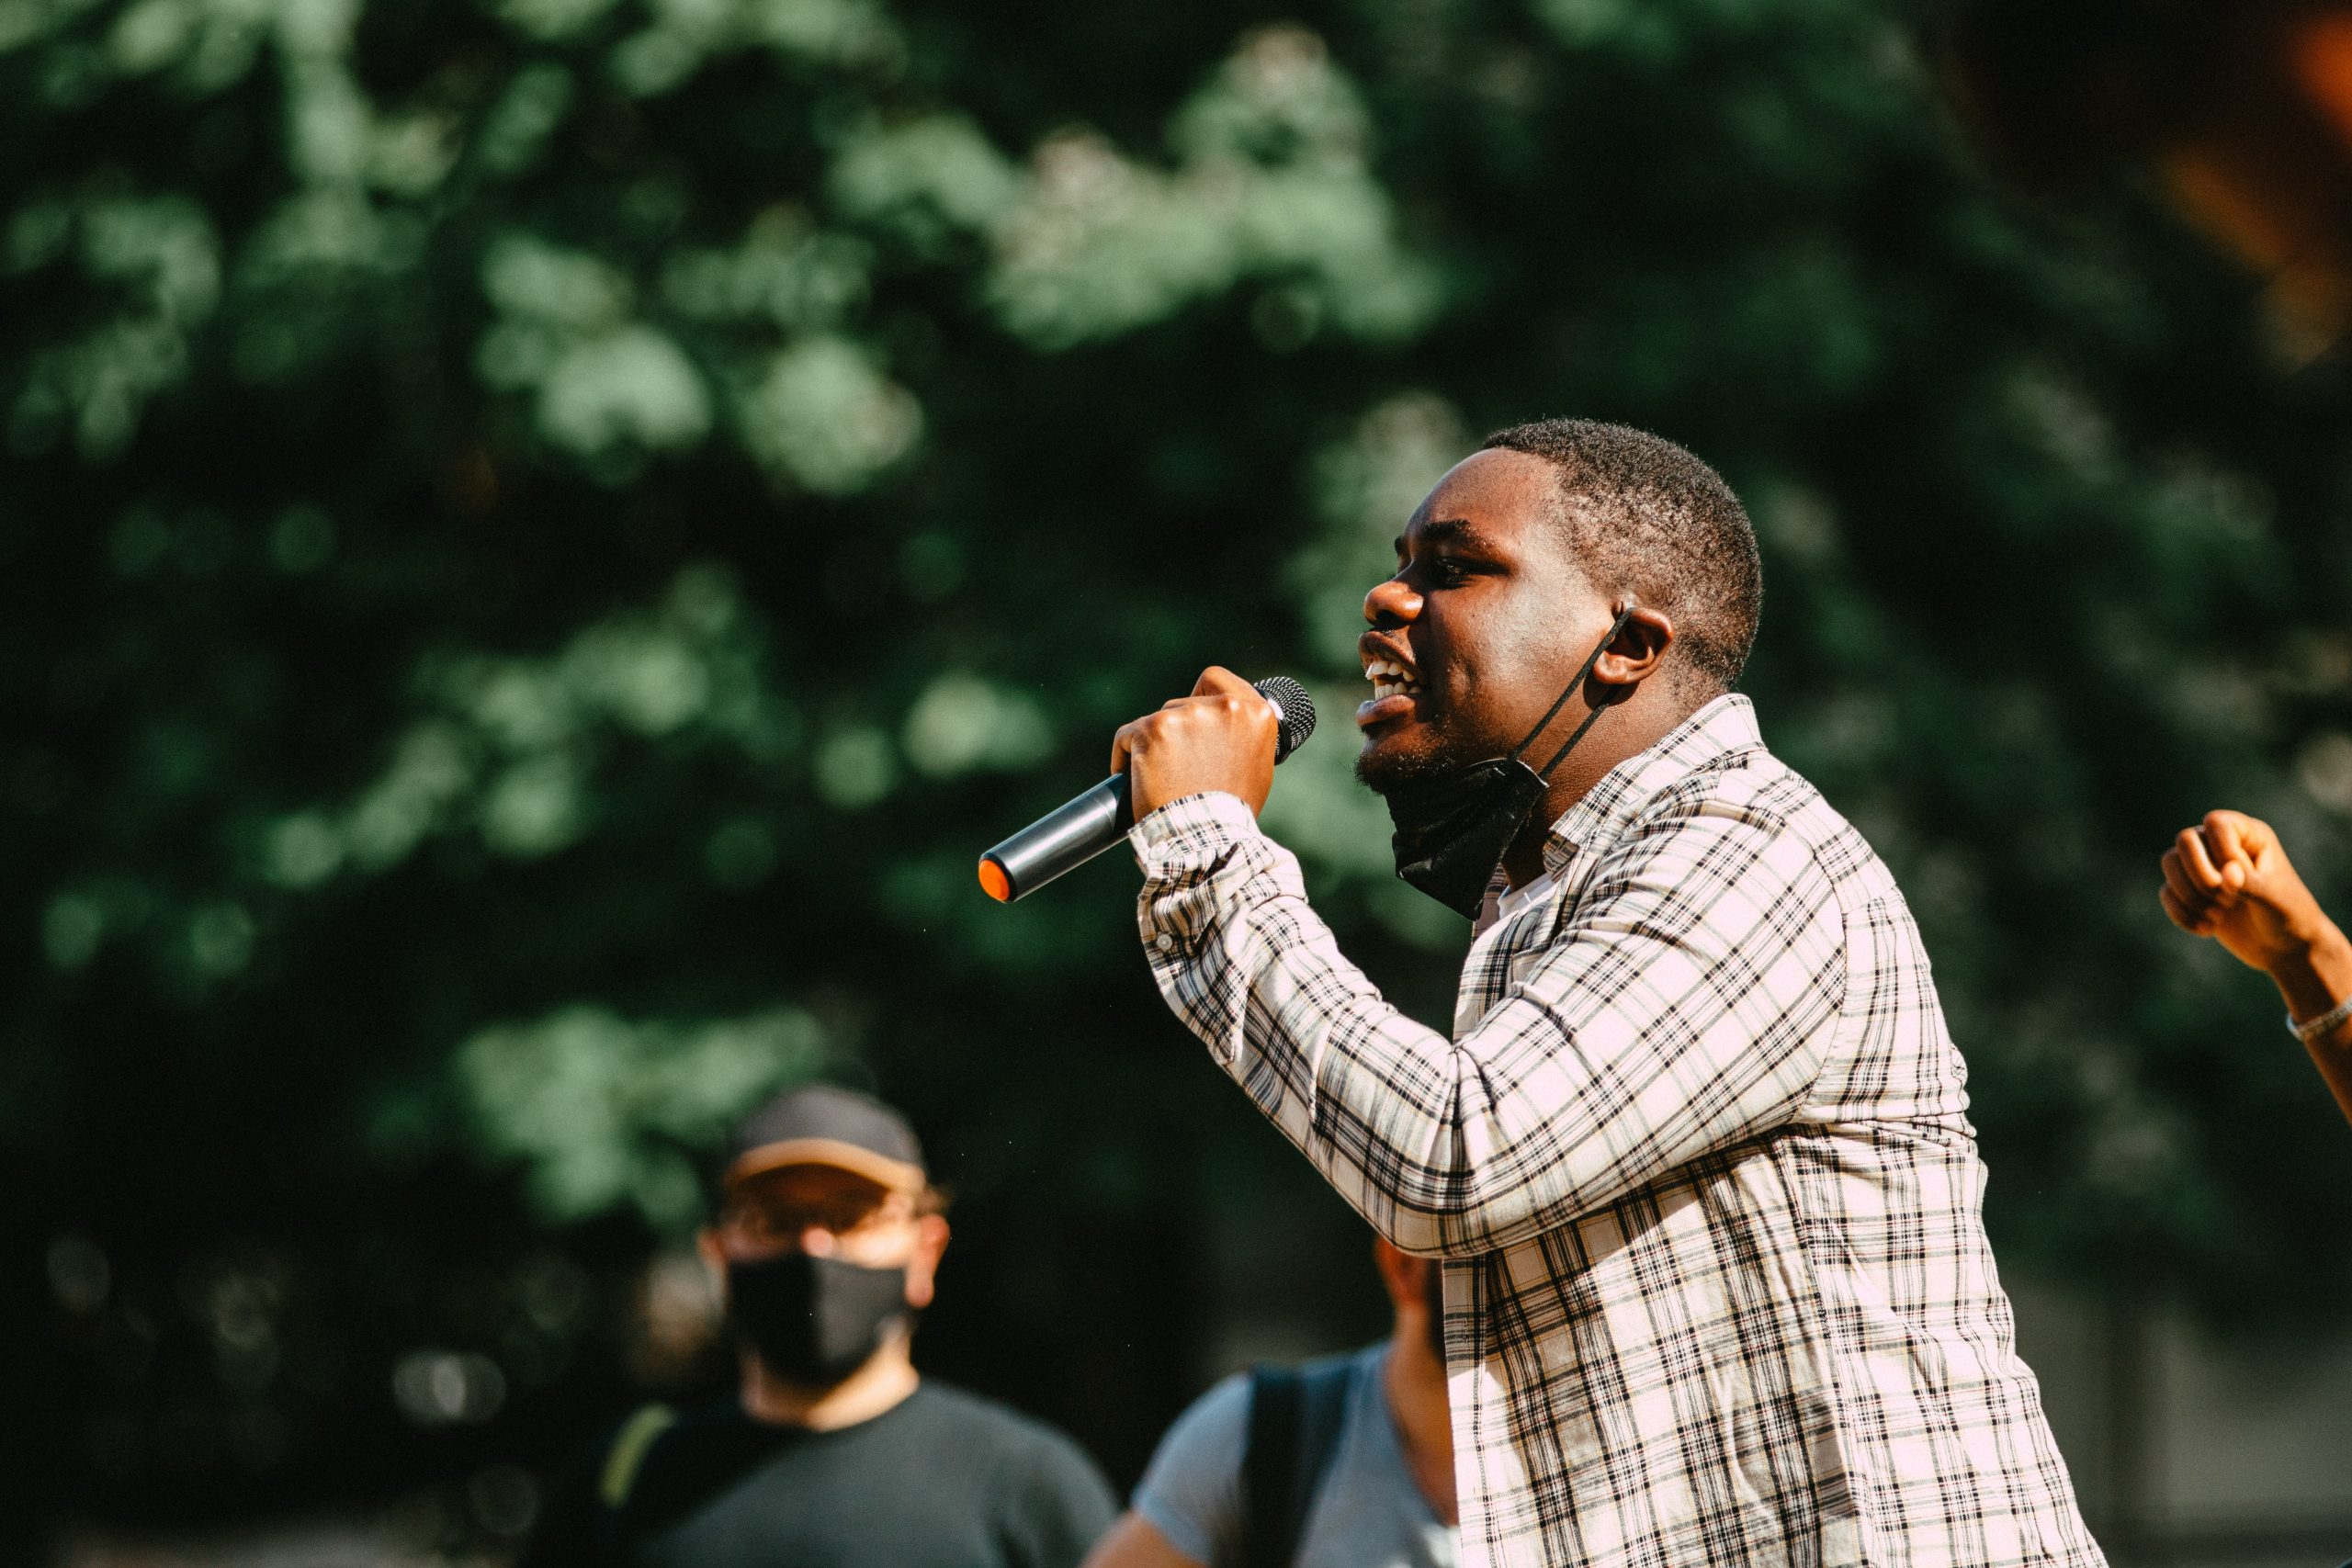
978;676;1316;904
978;773;1133;904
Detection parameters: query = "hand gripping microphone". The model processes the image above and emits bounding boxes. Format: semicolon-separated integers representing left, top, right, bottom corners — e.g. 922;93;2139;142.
978;676;1317;903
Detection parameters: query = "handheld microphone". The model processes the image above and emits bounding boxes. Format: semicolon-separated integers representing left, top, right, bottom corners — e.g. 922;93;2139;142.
978;676;1317;903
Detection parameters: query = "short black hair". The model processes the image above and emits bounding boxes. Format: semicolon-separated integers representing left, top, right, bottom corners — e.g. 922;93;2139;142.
1480;419;1762;693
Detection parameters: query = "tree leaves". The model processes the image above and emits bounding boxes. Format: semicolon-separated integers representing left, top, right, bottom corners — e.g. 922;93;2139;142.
6;0;2350;1526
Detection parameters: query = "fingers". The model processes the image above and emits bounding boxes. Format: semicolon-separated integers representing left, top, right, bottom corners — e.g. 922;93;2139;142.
1191;665;1256;700
1114;676;1276;766
2194;810;2311;916
2177;827;2233;903
1112;708;1193;773
1170;669;1278;738
2167;812;2271;921
2205;809;2291;893
2159;884;2214;936
2162;842;2236;938
2162;845;2210;915
1119;678;1226;770
1116;668;1278;777
2203;809;2255;860
2203;809;2260;881
2161;808;2324;958
1113;709;1183;775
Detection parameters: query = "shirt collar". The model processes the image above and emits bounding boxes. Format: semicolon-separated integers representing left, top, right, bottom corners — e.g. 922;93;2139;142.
1494;867;1556;924
1537;694;1764;878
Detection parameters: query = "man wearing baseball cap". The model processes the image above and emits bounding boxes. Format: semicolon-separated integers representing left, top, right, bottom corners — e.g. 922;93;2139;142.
521;1084;1119;1567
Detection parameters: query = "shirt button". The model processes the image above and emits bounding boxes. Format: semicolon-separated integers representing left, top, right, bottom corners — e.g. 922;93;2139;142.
1155;934;1176;953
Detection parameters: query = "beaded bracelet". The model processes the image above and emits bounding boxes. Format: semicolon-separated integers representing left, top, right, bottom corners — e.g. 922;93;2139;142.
2289;992;2352;1044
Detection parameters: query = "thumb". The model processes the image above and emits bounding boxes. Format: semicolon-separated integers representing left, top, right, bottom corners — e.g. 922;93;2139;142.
1191;665;1255;700
2204;810;2256;871
2202;811;2262;894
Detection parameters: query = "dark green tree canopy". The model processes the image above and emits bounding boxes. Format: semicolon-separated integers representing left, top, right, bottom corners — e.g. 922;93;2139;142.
6;0;2349;1544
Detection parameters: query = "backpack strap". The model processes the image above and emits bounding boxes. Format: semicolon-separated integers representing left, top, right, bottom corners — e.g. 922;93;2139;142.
1239;1359;1355;1568
594;1402;677;1564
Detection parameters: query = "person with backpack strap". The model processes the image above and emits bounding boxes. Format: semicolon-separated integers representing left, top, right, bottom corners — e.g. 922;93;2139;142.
520;1086;1117;1568
1080;1236;1456;1568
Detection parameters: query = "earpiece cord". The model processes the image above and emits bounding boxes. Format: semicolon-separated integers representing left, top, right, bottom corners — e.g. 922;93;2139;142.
1508;604;1637;778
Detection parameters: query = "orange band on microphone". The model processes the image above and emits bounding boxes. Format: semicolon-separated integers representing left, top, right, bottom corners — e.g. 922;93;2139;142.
978;858;1013;902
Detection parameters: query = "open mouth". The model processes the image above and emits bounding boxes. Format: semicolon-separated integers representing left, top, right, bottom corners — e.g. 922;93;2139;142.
1358;657;1425;729
1364;658;1422;701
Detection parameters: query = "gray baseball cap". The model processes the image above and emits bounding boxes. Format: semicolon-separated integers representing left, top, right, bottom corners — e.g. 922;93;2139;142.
722;1084;927;1195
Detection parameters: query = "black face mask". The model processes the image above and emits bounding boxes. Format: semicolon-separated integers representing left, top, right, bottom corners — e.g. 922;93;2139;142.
1384;604;1636;919
726;1252;912;1386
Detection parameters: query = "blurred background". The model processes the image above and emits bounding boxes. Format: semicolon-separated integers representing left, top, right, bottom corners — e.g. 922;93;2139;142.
7;0;2352;1563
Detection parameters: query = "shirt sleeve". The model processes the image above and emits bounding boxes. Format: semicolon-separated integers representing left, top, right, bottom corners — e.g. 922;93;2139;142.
1002;1423;1122;1568
1129;1373;1252;1567
1133;788;1847;1258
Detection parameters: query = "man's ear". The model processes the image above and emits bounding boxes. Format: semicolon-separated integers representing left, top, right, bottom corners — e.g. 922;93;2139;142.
1594;603;1674;691
904;1214;951;1310
696;1229;729;1303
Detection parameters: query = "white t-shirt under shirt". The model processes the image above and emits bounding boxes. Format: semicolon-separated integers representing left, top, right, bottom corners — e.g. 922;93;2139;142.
1130;1345;1455;1568
1492;868;1555;925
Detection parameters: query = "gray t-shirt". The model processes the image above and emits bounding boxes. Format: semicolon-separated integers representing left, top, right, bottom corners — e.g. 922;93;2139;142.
1131;1346;1455;1568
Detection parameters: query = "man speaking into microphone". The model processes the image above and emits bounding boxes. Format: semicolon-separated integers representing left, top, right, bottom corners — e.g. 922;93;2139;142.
1107;421;2102;1568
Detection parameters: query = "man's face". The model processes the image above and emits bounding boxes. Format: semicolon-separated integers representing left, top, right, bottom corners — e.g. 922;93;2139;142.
711;1166;924;1271
1356;449;1614;793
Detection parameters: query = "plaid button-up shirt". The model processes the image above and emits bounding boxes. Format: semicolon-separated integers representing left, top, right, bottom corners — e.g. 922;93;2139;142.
1133;695;2102;1568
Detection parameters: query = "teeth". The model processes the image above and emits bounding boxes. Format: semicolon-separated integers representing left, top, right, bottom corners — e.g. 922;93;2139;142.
1363;658;1420;700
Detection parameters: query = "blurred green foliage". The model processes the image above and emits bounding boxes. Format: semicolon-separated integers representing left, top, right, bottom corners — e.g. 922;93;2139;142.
7;0;2352;1551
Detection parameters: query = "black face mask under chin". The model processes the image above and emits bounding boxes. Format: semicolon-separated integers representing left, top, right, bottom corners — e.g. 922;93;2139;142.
1384;604;1636;919
726;1251;913;1387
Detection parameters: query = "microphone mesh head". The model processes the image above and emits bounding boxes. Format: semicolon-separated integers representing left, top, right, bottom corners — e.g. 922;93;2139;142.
1253;676;1317;761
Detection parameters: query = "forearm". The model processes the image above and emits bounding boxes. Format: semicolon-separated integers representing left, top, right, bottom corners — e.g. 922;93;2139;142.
1134;795;1484;1250
1133;795;1837;1255
2268;918;2352;1127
